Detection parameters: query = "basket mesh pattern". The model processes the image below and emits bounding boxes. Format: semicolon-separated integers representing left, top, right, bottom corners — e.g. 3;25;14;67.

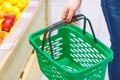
44;37;64;59
29;25;112;80
38;30;107;80
37;50;69;80
69;32;106;68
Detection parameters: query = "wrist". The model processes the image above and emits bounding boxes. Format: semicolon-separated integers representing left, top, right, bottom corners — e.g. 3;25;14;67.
69;0;82;10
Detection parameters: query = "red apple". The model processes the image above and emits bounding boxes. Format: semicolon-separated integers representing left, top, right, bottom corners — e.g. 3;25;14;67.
1;18;14;32
4;12;16;21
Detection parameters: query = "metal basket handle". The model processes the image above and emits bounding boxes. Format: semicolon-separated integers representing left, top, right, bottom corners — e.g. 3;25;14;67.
41;14;97;59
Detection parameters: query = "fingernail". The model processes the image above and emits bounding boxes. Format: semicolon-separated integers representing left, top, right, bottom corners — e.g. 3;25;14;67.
66;18;70;22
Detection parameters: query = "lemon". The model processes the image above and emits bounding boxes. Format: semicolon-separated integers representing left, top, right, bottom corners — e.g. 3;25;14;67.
17;0;28;11
16;12;22;19
7;0;18;5
2;2;12;12
0;0;4;4
11;6;21;15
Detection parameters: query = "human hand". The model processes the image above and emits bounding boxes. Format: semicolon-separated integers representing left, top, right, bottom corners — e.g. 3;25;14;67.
61;0;82;23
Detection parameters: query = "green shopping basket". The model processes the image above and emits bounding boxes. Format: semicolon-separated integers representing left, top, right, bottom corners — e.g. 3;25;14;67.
29;14;113;80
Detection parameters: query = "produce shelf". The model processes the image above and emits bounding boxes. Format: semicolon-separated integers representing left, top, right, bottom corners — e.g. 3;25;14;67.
0;0;47;80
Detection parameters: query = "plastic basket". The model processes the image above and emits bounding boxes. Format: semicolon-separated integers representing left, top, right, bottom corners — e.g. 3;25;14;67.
29;14;113;80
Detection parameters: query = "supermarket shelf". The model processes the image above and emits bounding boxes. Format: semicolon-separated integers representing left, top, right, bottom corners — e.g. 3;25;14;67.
20;52;42;80
0;0;47;80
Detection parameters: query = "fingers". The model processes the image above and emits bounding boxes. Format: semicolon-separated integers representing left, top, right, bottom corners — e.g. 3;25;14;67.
61;7;69;20
62;0;82;23
66;9;75;22
62;8;76;22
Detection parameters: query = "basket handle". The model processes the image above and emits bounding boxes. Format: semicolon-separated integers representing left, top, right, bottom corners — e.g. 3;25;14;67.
83;17;97;43
41;14;85;50
41;14;97;59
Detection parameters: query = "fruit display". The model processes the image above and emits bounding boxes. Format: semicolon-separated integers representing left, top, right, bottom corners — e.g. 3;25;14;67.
0;0;30;44
0;31;6;44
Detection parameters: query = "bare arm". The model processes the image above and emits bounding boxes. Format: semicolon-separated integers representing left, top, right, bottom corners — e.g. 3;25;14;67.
61;0;82;22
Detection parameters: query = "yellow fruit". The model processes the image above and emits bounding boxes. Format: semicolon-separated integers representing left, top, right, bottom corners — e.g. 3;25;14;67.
27;0;30;3
16;12;22;19
2;2;12;12
17;0;28;11
0;25;1;31
0;18;4;24
0;0;4;4
0;12;5;19
0;6;2;11
7;0;18;5
11;6;21;15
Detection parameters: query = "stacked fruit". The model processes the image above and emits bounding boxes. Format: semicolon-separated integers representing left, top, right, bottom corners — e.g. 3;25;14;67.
0;0;30;44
